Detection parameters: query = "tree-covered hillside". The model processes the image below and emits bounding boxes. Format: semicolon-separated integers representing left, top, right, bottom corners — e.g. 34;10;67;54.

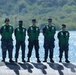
0;0;76;30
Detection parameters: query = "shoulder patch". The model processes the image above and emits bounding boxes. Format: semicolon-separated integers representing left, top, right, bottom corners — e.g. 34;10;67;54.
30;27;33;30
52;26;54;30
3;26;6;29
17;28;19;31
66;32;68;36
10;26;12;29
23;29;25;32
46;25;49;29
61;32;63;35
36;28;38;31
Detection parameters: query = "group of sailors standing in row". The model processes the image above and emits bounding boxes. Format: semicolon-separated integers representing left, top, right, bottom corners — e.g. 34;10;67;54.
0;18;70;63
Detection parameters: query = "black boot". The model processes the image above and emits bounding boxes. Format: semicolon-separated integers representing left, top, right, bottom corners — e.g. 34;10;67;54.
65;59;70;63
43;59;47;62
50;58;54;63
59;58;62;63
1;58;5;62
22;59;26;63
15;58;18;63
37;58;41;63
27;58;30;62
9;59;14;63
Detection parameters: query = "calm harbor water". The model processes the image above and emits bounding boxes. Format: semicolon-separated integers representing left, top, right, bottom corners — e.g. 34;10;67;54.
0;31;76;62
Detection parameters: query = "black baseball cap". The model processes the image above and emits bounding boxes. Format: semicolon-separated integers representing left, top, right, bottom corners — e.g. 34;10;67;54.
48;18;52;22
62;24;66;28
5;18;10;23
19;20;23;25
32;19;36;22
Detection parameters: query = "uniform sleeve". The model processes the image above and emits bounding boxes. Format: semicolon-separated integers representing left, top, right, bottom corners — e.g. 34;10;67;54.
10;25;13;33
12;26;14;33
57;32;60;39
42;26;46;36
25;28;26;35
54;27;56;34
67;31;70;40
14;28;17;36
38;27;40;36
68;32;70;37
0;26;3;34
27;27;30;36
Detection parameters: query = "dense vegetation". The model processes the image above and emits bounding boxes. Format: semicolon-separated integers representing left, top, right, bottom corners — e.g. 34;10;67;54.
0;0;76;30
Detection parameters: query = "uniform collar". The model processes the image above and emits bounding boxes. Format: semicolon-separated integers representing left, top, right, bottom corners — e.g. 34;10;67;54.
48;24;52;27
32;25;36;27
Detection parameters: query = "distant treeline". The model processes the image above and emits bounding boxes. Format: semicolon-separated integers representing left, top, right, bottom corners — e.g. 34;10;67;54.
0;0;76;30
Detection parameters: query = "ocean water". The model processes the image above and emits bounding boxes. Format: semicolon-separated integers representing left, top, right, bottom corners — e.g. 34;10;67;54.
0;31;76;62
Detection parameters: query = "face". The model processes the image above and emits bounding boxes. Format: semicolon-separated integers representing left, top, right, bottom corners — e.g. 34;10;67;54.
32;21;36;26
5;21;9;25
19;24;23;27
62;27;66;31
19;23;23;26
48;21;52;25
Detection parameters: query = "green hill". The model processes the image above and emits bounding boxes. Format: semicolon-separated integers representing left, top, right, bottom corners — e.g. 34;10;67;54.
0;0;76;30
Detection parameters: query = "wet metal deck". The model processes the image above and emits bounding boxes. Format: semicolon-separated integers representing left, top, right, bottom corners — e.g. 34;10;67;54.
0;62;76;75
